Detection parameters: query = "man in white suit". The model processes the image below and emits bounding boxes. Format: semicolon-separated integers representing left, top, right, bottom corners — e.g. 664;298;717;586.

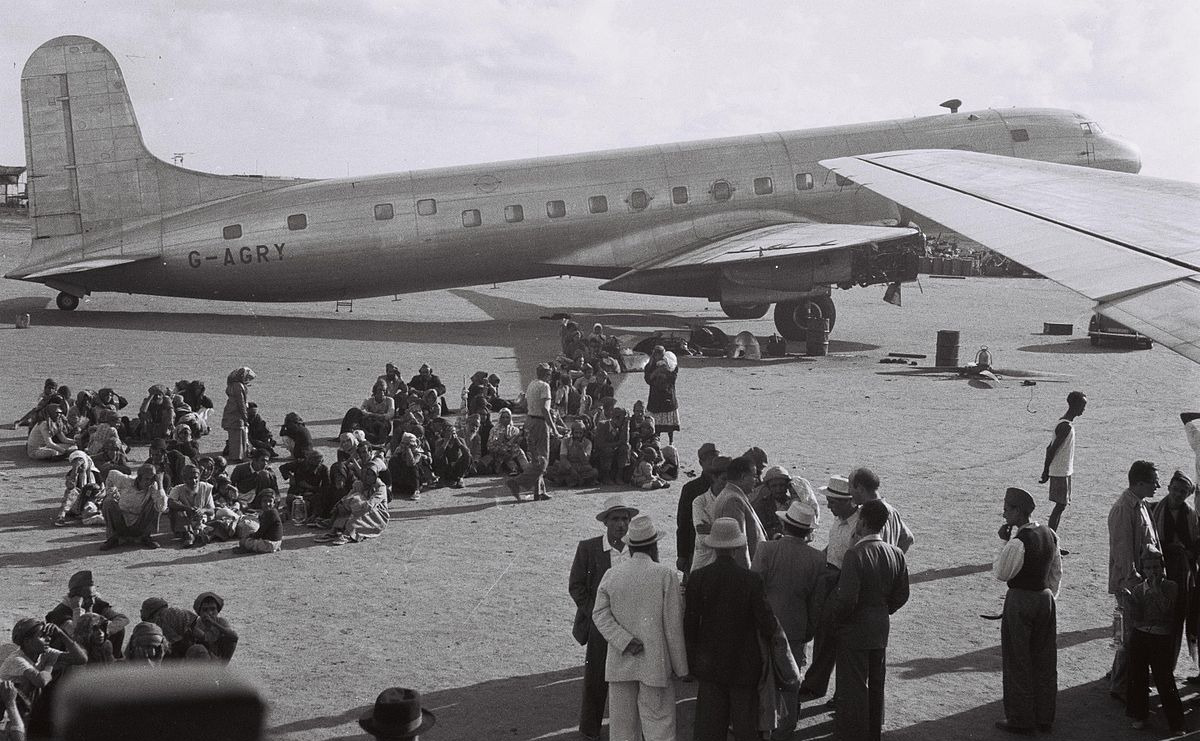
593;513;689;741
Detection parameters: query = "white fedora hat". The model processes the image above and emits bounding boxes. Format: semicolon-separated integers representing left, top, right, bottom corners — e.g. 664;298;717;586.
777;500;818;529
705;517;747;549
819;475;852;500
596;495;639;523
623;514;664;547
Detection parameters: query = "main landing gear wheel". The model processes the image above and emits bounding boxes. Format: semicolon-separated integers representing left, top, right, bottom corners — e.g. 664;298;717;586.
719;300;770;320
56;292;80;311
773;296;836;341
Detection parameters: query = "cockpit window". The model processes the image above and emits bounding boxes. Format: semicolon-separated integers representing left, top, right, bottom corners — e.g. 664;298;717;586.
1079;122;1102;135
1010;129;1029;143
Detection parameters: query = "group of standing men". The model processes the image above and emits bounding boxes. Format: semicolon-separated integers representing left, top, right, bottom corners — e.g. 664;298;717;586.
569;440;914;741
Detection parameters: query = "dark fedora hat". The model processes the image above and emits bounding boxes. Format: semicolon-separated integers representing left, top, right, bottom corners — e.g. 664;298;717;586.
359;687;436;739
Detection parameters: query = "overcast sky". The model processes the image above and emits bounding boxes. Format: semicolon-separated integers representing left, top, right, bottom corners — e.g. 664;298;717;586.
3;1;1198;181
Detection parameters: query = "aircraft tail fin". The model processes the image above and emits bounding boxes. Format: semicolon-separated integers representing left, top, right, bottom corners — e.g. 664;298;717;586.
18;36;302;271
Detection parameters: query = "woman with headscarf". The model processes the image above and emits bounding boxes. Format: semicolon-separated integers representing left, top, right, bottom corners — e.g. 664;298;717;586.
317;466;390;545
643;345;680;444
488;408;529;475
220;367;255;462
190;593;238;661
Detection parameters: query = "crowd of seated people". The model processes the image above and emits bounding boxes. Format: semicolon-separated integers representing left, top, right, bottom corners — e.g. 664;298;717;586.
1;570;240;738
19;341;691;551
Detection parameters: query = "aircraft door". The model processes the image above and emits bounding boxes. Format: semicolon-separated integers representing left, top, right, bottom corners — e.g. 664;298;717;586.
1084;140;1096;166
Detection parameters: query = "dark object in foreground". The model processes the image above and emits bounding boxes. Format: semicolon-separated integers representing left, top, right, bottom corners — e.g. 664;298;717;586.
55;663;265;741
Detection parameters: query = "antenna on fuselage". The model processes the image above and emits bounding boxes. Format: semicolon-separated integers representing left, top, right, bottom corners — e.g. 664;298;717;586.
939;99;962;114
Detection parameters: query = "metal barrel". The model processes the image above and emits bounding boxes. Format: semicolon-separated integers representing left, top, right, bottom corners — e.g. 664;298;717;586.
935;329;960;367
806;318;829;356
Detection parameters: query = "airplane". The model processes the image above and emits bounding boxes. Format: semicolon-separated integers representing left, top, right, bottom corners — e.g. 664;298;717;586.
7;36;1141;341
822;150;1200;364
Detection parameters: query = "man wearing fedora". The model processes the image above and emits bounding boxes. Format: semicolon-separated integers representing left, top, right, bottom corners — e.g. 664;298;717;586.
570;496;637;740
993;487;1062;735
685;517;778;741
592;514;689;741
751;501;826;739
360;687;436;740
829;499;910;741
798;475;860;706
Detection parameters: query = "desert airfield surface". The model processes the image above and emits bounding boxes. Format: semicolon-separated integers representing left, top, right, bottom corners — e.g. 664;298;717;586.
1;210;1198;740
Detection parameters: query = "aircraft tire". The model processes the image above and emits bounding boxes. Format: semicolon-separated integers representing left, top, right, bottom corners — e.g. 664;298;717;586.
773;297;837;341
56;292;79;311
719;301;770;320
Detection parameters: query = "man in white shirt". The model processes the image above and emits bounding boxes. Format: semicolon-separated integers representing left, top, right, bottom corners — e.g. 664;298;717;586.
799;475;860;704
690;456;731;574
508;364;553;501
992;487;1062;735
1040;390;1086;542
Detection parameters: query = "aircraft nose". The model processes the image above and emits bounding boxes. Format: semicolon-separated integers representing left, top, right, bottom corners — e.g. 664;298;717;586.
1097;136;1141;174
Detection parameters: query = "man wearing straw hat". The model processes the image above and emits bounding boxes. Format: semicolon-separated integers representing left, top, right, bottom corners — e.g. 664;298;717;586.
592;513;688;741
569;495;638;741
798;475;860;706
752;501;826;738
685;517;778;741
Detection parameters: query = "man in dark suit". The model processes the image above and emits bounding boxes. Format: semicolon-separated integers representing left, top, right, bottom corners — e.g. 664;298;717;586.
685;517;778;741
569;496;636;740
829;499;910;741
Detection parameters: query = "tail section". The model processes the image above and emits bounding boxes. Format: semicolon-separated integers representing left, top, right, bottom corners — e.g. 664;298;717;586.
15;36;302;277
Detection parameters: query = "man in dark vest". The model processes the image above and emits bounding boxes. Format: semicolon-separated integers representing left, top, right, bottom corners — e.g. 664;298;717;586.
993;486;1063;735
568;496;636;740
684;517;778;741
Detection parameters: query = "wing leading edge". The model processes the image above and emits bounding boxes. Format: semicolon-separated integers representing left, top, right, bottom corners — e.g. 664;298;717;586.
822;149;1200;364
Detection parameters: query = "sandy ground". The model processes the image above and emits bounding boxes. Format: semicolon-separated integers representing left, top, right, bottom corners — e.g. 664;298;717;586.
1;210;1199;740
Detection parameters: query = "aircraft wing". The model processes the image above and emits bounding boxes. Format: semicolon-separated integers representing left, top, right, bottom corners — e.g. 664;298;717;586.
599;222;922;298
822;150;1200;364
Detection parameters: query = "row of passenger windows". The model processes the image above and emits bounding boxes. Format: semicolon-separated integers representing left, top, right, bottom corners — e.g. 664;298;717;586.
222;173;821;238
